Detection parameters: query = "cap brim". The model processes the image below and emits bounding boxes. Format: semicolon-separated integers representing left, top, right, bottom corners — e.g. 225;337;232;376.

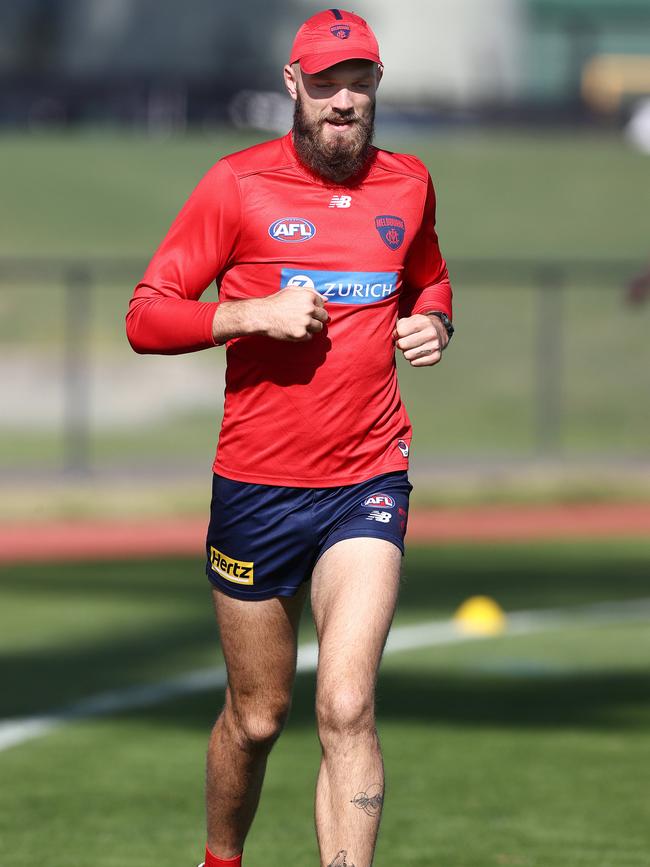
298;49;382;75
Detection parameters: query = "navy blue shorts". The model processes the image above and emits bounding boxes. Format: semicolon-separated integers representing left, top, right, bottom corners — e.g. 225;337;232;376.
205;471;412;600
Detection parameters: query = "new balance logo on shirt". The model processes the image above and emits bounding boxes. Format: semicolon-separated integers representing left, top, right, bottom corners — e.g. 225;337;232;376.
329;195;352;208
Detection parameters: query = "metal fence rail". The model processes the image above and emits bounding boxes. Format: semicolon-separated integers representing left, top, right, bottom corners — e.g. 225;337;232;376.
1;256;646;476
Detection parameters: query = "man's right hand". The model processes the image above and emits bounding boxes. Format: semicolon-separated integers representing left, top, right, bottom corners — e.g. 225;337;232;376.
212;287;328;344
259;286;329;341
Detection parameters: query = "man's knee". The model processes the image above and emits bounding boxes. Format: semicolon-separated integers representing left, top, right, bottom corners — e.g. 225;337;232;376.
225;694;291;750
316;686;375;744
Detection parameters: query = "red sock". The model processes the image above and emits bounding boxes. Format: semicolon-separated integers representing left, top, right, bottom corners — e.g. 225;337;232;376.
204;845;242;867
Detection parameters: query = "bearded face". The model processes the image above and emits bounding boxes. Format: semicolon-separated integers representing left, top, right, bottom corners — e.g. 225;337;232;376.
292;89;376;184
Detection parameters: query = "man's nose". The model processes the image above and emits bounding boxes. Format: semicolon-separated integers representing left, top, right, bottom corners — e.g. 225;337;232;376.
330;88;354;112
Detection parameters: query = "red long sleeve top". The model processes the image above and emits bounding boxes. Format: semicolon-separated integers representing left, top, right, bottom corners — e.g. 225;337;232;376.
126;133;452;486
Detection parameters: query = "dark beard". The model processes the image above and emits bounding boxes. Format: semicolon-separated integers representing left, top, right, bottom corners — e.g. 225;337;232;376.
292;92;375;185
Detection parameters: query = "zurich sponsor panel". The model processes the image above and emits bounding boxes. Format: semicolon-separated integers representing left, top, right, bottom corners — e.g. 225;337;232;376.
281;269;398;305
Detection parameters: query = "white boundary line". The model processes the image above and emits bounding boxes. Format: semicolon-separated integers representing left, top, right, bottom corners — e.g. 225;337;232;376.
2;597;650;754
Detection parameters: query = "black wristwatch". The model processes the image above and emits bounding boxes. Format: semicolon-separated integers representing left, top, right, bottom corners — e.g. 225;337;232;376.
427;311;454;342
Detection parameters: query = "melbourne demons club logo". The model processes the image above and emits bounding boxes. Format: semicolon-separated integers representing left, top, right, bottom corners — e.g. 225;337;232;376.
375;215;405;250
397;439;409;457
269;217;316;243
330;24;351;39
362;493;396;509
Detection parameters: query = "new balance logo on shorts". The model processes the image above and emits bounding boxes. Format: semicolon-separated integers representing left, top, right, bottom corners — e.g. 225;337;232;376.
366;510;392;523
210;547;254;585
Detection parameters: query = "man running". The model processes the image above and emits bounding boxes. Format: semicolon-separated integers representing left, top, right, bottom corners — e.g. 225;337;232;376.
126;9;453;867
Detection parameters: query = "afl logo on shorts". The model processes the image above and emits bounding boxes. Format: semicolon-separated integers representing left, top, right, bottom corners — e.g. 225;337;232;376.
363;493;396;509
269;217;316;242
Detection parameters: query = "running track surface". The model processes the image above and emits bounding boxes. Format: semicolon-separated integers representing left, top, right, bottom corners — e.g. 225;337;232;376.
1;503;649;564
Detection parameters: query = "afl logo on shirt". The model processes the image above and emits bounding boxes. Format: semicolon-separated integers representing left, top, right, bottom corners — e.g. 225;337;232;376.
269;217;316;242
363;493;396;509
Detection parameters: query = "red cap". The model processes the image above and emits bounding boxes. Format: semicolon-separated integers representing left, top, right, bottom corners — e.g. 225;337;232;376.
289;9;382;75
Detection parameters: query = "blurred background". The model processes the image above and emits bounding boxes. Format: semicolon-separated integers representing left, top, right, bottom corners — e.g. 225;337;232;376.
1;4;650;866
1;0;649;519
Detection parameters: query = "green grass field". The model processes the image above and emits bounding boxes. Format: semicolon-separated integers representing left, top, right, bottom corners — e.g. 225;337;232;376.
2;540;649;866
1;127;649;260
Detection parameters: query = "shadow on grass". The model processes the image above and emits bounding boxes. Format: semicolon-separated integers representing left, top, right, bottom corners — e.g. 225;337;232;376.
5;616;650;730
2;542;649;721
0;557;209;603
115;662;650;738
3;541;649;609
0;616;219;717
400;542;650;612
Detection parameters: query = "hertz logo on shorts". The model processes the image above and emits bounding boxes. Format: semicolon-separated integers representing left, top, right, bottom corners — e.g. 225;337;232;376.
210;547;254;585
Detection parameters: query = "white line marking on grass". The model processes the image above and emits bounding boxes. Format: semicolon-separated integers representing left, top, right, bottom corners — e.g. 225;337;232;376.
0;668;229;752
2;597;650;754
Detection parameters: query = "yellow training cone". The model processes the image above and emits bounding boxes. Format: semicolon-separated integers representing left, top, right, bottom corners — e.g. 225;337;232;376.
453;595;506;636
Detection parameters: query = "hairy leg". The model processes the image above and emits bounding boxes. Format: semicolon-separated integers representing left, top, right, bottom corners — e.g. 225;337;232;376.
206;586;306;857
311;538;402;867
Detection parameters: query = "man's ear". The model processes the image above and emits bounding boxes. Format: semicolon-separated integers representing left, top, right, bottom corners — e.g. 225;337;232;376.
284;63;299;102
376;64;384;89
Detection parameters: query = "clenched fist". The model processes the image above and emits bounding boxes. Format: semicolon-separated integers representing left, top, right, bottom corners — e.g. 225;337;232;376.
212;287;329;344
261;286;329;342
393;313;448;367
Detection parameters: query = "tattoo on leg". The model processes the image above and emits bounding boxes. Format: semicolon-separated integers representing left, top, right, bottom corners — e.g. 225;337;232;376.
327;851;355;867
351;783;384;817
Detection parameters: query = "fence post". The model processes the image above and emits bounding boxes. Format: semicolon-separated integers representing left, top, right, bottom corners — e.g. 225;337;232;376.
535;265;565;455
63;265;92;476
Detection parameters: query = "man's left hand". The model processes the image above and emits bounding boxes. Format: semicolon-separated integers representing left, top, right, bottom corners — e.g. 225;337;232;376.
393;313;448;367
